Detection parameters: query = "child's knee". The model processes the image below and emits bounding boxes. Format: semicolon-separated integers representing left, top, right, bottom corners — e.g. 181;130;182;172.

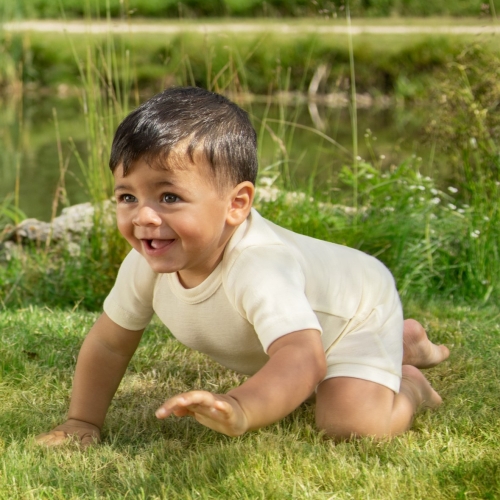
315;376;395;440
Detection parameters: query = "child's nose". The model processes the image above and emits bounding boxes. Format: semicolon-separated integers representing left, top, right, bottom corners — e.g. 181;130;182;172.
133;206;162;226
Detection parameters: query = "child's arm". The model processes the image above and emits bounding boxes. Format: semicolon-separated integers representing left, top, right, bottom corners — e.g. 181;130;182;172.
155;329;326;436
35;313;144;447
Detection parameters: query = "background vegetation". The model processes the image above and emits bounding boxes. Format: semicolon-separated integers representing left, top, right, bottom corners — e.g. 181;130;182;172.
2;0;500;19
1;25;499;309
0;29;484;99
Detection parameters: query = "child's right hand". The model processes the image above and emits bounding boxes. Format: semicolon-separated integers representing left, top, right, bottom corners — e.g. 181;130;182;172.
35;419;101;448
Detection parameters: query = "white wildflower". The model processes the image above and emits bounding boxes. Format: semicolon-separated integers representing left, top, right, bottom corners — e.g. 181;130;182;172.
67;242;81;257
470;230;480;238
448;186;458;194
484;216;490;221
255;186;280;202
379;154;386;160
418;185;425;191
430;188;438;195
259;176;275;187
448;203;457;210
431;197;441;205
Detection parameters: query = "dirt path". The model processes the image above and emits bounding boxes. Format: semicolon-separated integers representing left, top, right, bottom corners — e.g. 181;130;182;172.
3;19;500;35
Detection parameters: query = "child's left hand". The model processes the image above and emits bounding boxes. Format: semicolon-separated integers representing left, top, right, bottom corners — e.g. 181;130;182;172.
156;391;249;437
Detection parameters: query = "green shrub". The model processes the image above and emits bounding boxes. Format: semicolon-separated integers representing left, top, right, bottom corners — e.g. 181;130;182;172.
256;156;499;303
426;45;500;182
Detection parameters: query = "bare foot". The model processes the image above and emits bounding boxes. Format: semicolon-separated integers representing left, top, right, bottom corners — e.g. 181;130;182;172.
402;319;450;369
35;419;100;448
401;365;442;410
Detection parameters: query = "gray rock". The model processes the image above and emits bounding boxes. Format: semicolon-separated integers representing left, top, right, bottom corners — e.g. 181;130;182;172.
2;201;115;246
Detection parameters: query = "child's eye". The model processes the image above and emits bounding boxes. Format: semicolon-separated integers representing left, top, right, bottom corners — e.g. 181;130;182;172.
118;194;137;203
162;194;180;204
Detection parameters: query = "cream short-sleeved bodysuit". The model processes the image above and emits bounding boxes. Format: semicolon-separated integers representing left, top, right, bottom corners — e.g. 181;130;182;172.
104;208;404;392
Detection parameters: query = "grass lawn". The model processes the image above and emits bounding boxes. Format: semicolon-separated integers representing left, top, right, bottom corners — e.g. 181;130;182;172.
1;301;499;499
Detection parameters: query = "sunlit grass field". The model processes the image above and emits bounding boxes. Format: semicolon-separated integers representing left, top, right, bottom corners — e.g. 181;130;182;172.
1;302;499;499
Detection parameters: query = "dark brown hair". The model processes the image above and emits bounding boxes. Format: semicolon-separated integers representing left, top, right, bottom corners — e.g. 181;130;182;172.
109;86;258;187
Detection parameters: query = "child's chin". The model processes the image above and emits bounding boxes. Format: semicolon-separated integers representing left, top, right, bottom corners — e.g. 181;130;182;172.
145;258;179;275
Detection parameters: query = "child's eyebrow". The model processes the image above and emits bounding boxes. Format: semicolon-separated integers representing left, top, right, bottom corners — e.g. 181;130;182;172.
114;180;176;192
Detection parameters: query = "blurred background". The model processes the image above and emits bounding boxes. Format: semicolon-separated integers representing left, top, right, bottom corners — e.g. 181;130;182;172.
2;1;500;307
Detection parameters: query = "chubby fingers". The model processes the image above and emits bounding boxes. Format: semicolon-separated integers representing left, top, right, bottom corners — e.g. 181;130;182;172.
155;390;227;420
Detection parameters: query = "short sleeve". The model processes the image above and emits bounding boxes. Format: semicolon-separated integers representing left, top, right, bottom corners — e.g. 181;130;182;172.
223;245;322;352
103;249;156;330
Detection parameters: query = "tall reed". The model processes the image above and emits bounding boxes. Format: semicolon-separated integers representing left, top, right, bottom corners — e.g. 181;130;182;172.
0;5;24;222
62;2;136;264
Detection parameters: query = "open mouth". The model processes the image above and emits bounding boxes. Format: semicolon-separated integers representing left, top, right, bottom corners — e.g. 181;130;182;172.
143;238;174;252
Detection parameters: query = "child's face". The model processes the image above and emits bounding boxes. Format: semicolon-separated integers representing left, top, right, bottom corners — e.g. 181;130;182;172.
113;150;238;288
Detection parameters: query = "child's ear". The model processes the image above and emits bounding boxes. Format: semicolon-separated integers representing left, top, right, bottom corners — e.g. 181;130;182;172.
226;181;255;226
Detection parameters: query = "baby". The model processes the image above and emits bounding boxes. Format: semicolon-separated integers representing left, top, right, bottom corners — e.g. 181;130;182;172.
36;86;448;447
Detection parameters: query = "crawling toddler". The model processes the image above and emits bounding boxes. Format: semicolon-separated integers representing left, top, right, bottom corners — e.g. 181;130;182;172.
36;86;449;447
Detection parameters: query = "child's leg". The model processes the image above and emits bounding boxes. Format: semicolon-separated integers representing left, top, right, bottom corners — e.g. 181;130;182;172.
403;319;450;368
315;366;442;440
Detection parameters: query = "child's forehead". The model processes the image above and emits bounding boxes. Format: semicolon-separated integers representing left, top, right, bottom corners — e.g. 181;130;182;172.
117;148;216;185
150;148;212;179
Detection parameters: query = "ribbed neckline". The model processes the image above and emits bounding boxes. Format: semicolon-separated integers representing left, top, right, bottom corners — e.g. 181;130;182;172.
165;264;223;304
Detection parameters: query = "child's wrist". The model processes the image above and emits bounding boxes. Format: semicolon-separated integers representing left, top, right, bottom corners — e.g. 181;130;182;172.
225;394;250;435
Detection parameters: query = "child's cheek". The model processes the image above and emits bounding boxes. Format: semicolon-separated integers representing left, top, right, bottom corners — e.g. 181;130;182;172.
116;213;134;241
